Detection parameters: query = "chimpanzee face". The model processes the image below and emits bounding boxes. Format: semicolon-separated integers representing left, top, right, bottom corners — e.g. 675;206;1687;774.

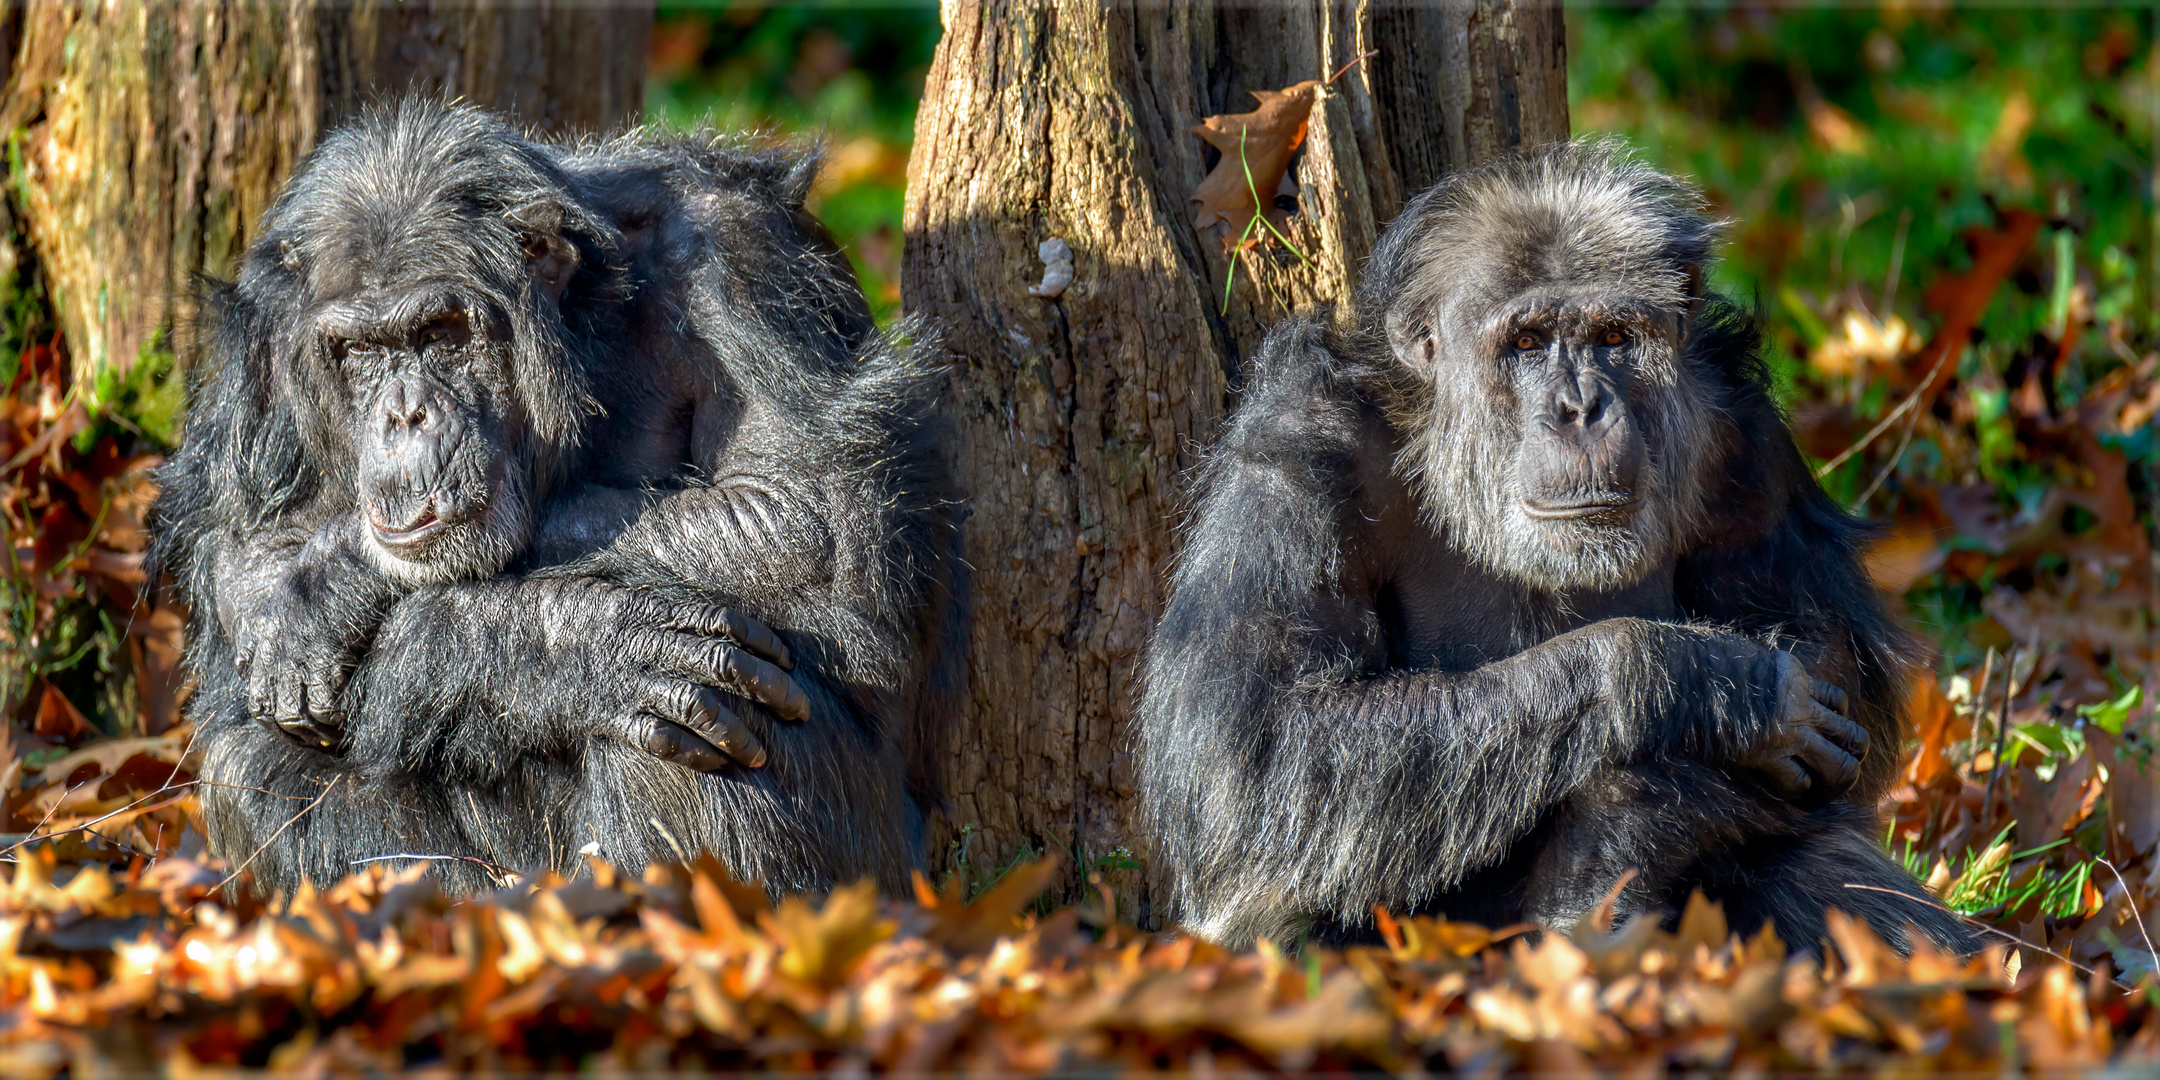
1392;274;1718;595
311;293;535;585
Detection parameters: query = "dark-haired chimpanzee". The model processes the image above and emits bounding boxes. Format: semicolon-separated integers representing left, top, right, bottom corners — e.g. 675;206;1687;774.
1139;141;1970;954
151;100;964;897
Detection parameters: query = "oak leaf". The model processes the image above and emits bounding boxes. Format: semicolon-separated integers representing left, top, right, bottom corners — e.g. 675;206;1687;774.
1190;81;1319;247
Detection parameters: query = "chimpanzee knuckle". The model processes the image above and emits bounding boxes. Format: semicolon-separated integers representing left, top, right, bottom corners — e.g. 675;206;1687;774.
640;716;728;772
689;636;734;683
655;678;697;720
720;721;768;769
1832;754;1860;790
729;610;792;668
1800;730;1856;782
722;650;800;719
770;668;812;723
692;604;741;638
680;740;729;773
681;684;723;728
730;610;777;659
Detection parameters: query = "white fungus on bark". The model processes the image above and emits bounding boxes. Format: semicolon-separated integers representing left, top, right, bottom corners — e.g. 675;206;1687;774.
1027;237;1074;298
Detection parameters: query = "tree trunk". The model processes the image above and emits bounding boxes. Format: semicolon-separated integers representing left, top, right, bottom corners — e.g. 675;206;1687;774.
0;0;652;397
902;0;1566;918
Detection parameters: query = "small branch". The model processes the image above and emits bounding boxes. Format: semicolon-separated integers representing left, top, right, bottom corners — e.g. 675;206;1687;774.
1852;393;1923;506
1324;50;1378;87
1815;344;1953;479
217;780;333;892
2097;858;2158;969
1;784;198;859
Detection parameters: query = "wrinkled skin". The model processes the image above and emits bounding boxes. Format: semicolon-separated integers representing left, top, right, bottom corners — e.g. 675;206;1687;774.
152;101;965;898
1138;142;1973;956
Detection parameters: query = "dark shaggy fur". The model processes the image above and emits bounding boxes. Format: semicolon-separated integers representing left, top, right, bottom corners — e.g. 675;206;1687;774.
1137;141;1970;955
150;100;965;898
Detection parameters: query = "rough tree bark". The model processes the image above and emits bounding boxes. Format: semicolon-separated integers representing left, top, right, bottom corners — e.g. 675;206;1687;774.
0;0;652;396
902;1;1568;918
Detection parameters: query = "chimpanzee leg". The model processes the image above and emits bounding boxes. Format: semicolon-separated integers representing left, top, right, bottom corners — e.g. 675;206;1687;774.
1693;805;1978;955
1517;761;1801;932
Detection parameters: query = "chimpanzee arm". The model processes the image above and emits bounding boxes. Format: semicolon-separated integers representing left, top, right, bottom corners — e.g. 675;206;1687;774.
1137;321;1810;947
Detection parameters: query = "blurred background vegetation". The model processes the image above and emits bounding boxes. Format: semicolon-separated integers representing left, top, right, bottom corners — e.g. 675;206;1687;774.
643;1;942;320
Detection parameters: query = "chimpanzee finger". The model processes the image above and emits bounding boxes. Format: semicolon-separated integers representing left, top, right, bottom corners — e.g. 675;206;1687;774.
301;670;345;735
1809;703;1870;760
640;717;730;773
642;678;769;767
664;605;793;670
271;672;308;739
1760;755;1813;799
661;634;812;723
1790;727;1860;793
1810;679;1849;714
274;711;342;752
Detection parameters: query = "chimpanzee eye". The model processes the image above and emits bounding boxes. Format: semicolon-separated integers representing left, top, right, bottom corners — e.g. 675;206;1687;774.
1601;328;1627;347
1513;332;1540;351
329;338;375;365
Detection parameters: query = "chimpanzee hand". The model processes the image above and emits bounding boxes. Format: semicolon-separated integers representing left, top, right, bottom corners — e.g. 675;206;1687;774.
234;592;357;752
342;578;814;779
1735;651;1867;799
542;581;811;773
224;531;395;753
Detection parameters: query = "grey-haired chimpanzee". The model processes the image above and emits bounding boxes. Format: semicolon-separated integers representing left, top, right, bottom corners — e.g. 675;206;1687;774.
151;100;963;897
1138;141;1970;954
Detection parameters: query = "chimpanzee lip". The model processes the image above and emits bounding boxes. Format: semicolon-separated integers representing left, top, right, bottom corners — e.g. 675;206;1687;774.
1523;495;1641;520
369;503;446;548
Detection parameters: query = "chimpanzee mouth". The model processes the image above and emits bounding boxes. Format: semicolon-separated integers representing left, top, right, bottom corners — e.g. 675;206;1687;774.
368;502;447;549
1522;495;1641;521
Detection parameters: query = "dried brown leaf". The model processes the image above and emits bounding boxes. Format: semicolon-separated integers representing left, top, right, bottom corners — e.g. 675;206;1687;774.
1189;81;1319;247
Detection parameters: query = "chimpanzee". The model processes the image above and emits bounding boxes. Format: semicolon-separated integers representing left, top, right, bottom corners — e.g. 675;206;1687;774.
1138;141;1970;954
151;100;964;897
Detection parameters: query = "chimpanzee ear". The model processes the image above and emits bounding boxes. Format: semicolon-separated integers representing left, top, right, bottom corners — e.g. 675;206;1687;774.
1384;310;1439;373
523;232;578;307
510;203;580;307
1679;262;1708;333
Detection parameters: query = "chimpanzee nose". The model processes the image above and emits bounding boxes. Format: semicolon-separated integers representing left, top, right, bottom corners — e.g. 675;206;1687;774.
377;375;443;437
1548;367;1615;435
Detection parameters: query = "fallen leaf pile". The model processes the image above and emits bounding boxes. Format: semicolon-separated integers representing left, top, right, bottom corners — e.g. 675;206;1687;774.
0;846;2150;1074
1;331;192;871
